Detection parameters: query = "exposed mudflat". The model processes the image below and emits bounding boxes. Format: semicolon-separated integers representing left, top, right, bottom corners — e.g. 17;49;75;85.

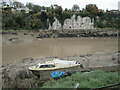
0;52;119;88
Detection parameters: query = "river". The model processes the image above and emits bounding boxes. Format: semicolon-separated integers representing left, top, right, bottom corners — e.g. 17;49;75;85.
2;38;118;65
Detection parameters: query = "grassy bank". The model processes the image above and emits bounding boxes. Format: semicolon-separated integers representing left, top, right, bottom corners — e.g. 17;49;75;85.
41;70;119;88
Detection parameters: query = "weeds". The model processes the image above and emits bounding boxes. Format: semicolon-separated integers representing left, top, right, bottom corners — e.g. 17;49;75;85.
41;70;119;88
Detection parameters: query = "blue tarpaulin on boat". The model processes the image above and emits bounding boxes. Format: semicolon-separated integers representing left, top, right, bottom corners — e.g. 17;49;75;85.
50;71;66;79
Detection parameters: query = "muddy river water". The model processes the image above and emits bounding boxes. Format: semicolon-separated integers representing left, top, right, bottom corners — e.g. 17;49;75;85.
2;38;118;65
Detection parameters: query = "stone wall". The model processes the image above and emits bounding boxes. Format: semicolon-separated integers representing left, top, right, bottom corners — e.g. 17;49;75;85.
49;15;94;30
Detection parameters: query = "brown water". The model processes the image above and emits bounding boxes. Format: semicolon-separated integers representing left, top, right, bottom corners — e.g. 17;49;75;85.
2;38;118;65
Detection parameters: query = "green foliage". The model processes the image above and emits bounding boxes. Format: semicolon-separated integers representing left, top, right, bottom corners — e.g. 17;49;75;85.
47;12;55;26
54;5;63;15
39;11;48;29
40;12;48;22
85;4;99;15
94;21;105;28
95;12;119;28
2;12;17;30
2;2;119;30
41;70;119;88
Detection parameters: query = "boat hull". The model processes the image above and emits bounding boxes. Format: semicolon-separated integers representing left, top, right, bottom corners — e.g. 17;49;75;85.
30;65;81;80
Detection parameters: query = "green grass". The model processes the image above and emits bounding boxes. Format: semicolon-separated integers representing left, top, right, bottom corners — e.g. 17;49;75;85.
41;70;119;88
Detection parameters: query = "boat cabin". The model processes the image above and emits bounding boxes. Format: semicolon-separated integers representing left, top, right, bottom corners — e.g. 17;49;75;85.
35;64;55;68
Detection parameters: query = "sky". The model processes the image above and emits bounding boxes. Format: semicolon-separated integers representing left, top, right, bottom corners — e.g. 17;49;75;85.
18;0;119;10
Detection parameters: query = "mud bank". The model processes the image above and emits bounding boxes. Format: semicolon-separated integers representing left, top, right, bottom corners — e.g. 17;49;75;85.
1;52;119;88
1;29;119;38
1;29;119;44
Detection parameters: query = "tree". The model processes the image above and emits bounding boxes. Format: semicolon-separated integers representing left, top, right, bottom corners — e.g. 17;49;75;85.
54;5;63;15
47;12;55;26
72;4;80;11
32;18;42;30
26;2;34;9
2;12;17;29
64;8;68;12
85;4;99;15
40;12;48;22
24;15;33;30
40;11;48;29
13;1;24;8
13;12;26;29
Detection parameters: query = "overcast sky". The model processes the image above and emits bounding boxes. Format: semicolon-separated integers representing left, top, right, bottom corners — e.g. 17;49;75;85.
18;0;119;10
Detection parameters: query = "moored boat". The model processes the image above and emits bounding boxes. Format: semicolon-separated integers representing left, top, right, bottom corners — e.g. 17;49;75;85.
29;59;84;80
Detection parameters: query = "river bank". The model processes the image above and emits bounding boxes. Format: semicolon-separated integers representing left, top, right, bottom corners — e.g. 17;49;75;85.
1;29;119;45
1;52;119;88
0;29;120;45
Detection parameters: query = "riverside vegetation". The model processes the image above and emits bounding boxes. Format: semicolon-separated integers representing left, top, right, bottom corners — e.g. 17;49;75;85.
1;1;119;30
41;70;119;88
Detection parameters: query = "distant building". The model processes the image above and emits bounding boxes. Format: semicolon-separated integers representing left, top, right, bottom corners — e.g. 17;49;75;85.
106;9;118;13
118;1;120;11
109;10;118;13
16;7;32;13
1;0;14;7
0;1;2;8
1;0;32;13
1;0;21;7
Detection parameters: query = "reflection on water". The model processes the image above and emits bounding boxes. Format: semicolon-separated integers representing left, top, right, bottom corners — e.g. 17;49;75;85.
2;38;118;65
